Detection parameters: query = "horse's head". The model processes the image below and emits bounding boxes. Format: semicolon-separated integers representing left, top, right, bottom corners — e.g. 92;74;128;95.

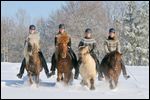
27;39;39;56
58;43;68;58
78;46;90;60
108;51;122;67
114;51;122;62
27;42;32;53
57;35;69;58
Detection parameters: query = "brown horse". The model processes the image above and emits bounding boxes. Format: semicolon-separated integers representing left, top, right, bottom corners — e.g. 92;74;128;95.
100;51;122;89
56;34;73;85
24;39;42;87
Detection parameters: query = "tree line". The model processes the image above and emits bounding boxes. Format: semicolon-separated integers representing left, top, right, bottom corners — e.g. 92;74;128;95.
1;1;149;66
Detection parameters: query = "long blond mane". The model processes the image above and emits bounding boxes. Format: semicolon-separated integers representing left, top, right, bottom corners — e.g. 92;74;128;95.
24;32;40;64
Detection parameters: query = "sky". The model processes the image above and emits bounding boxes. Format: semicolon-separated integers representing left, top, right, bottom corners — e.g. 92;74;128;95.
1;1;65;24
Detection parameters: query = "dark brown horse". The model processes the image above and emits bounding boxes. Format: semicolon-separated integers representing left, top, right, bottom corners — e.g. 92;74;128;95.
56;34;73;85
25;41;43;87
100;51;122;89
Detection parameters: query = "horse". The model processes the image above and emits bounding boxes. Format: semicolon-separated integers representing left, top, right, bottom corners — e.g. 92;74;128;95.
24;33;42;87
100;51;122;89
78;46;97;90
56;34;73;85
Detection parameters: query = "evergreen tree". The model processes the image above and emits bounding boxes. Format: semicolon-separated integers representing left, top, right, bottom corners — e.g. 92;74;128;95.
122;1;149;65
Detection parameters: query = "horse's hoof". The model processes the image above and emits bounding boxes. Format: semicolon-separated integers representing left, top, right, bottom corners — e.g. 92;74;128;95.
36;84;39;88
110;86;113;89
61;77;64;81
57;78;61;82
90;86;95;90
110;84;116;89
80;81;84;86
30;82;33;85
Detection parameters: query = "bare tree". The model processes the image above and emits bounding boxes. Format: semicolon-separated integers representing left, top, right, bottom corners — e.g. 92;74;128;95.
46;1;111;59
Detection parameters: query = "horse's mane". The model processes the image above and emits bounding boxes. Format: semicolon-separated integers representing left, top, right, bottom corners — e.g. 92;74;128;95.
57;34;69;44
79;46;89;53
24;33;40;64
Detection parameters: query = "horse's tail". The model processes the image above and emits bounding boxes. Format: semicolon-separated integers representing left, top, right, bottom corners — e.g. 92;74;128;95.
90;78;95;90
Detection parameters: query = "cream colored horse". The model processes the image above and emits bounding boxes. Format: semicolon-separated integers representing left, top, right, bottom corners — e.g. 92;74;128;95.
79;46;96;90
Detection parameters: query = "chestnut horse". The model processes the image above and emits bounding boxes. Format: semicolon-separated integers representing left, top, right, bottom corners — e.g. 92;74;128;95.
24;35;42;87
56;34;73;85
100;51;122;89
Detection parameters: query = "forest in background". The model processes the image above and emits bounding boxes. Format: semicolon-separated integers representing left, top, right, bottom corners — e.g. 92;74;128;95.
1;1;149;66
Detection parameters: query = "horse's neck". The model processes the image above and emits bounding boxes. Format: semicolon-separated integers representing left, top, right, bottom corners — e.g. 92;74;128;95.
58;52;70;60
82;53;92;63
29;33;40;50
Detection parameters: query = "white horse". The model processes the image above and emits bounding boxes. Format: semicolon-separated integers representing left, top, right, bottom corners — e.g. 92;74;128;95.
79;46;97;90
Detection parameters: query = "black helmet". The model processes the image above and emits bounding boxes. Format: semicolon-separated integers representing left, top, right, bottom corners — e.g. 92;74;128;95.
29;25;36;30
85;28;92;33
59;24;65;29
109;28;115;33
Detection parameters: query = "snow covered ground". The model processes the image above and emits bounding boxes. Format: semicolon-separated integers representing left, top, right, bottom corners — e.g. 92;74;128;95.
1;62;149;99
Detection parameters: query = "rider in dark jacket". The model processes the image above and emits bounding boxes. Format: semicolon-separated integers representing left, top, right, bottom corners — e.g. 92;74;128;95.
50;24;79;79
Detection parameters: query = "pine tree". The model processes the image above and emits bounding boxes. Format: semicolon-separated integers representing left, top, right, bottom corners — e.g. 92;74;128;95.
122;1;149;65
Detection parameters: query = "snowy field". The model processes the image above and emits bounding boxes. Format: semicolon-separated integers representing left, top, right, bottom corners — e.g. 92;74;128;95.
1;62;149;99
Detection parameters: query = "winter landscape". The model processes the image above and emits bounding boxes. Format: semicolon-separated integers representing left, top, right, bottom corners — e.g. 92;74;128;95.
1;62;149;99
1;1;149;99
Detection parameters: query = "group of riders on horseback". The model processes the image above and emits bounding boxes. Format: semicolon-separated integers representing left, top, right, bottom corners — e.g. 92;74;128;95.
17;24;130;81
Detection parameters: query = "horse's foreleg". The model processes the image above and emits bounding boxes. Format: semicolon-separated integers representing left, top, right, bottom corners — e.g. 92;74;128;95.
65;72;73;85
61;75;64;81
69;72;73;85
57;72;62;82
109;79;116;89
115;80;118;86
35;63;41;87
90;78;95;90
86;79;91;89
64;73;68;84
80;79;84;86
29;73;33;85
114;74;119;87
109;80;113;89
35;74;40;87
26;64;29;72
83;79;88;86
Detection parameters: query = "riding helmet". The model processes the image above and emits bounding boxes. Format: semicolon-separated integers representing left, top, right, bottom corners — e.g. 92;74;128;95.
85;28;92;33
109;28;115;33
59;24;65;29
29;25;36;30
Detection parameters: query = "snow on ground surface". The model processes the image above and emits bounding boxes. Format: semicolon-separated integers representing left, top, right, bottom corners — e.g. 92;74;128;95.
1;62;149;99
